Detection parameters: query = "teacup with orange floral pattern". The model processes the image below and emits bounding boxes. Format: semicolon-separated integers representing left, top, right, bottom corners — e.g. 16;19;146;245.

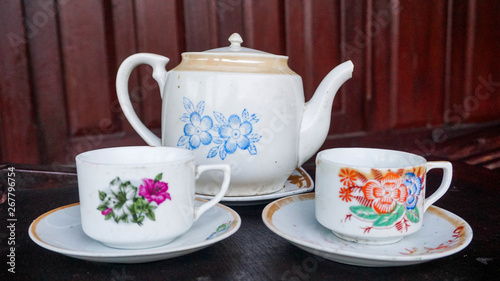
315;148;452;245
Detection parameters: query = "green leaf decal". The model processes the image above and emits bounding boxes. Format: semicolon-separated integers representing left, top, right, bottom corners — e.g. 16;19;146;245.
98;191;107;201
137;216;145;224
374;204;405;227
217;224;228;232
350;206;380;220
97;204;108;212
154;173;163;182
121;214;129;223
110;177;120;185
130;204;138;215
104;213;113;220
146;209;156;221
406;208;420;223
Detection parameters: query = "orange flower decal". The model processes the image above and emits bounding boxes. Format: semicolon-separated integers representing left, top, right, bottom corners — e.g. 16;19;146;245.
338;168;424;232
339;187;354;202
362;172;408;214
339;168;357;187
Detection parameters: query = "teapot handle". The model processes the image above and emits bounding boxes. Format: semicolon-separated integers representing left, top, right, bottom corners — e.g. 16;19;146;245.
116;53;169;146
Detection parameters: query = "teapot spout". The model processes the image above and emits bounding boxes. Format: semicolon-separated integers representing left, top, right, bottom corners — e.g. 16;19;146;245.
297;60;354;166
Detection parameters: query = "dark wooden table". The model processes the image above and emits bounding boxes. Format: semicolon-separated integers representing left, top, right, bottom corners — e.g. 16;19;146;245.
1;127;499;280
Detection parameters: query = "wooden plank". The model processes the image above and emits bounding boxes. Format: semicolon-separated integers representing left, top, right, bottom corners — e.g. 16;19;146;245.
135;0;185;129
111;0;140;132
331;0;366;133
285;0;341;102
304;0;341;102
183;0;218;51
469;0;500;122
216;0;244;47
242;0;285;54
23;0;68;164
135;0;185;56
58;0;113;136
445;0;468;127
287;0;361;134
284;0;307;87
286;0;368;135
0;1;40;164
433;123;500;164
366;0;400;131
445;0;500;127
394;0;447;128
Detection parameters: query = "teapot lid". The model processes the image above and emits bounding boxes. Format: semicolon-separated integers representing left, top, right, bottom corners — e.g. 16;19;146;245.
203;33;273;55
173;33;296;74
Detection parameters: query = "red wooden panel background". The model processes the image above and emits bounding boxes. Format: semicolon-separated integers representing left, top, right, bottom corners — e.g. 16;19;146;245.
0;1;39;164
1;0;499;165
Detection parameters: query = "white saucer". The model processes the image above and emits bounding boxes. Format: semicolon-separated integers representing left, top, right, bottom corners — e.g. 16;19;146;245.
262;193;473;267
196;167;314;206
29;200;241;263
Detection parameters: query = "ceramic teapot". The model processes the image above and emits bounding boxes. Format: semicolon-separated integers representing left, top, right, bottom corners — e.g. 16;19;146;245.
116;33;353;196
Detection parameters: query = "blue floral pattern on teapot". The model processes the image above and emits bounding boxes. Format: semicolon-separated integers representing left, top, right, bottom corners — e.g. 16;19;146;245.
177;97;262;160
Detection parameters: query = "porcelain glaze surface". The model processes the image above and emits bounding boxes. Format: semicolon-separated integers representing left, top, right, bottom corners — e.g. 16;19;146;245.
262;193;472;267
29;201;240;263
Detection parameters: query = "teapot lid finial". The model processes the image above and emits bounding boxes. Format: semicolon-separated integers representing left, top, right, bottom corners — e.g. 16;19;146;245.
228;33;243;51
200;32;278;56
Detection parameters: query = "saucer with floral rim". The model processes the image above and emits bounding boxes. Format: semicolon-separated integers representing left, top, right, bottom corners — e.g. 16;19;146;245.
29;200;240;263
262;193;473;267
196;167;314;206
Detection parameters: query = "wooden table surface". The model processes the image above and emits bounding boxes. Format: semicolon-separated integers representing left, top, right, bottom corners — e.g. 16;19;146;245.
1;127;499;280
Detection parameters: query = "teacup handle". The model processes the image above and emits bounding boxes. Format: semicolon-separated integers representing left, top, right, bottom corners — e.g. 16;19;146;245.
424;161;453;212
116;53;169;147
193;164;231;221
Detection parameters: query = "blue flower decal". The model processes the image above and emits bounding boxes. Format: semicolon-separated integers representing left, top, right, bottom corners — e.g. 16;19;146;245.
177;97;262;160
185;112;213;149
403;172;422;210
220;115;252;152
209;109;262;160
177;98;213;150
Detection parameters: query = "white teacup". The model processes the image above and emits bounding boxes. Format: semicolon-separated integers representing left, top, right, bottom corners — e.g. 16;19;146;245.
315;147;452;245
76;146;230;249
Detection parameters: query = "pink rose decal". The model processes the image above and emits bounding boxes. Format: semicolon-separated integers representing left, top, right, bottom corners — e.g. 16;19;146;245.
101;208;112;216
139;176;171;205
